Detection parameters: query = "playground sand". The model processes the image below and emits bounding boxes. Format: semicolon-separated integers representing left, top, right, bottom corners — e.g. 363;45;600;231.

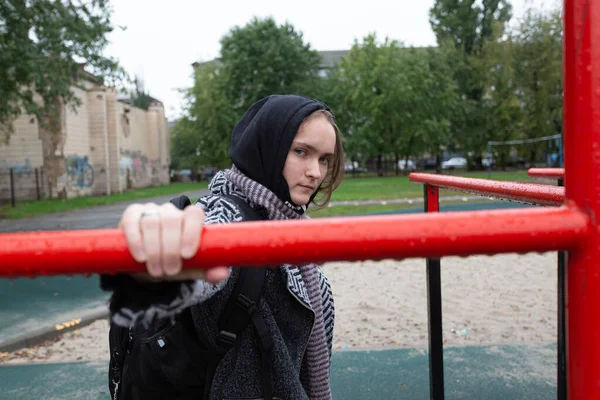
0;252;558;364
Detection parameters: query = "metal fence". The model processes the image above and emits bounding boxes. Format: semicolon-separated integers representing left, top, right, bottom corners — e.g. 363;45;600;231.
0;168;45;207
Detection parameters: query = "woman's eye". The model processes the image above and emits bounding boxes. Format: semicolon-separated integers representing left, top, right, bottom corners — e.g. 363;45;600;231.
320;158;330;165
294;149;306;156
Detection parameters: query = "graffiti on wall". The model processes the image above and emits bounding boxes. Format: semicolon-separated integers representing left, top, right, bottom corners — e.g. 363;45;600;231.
120;150;147;180
65;155;94;188
0;159;33;176
149;158;161;175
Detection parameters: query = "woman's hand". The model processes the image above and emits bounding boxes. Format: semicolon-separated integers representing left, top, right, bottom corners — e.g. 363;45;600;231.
119;202;229;283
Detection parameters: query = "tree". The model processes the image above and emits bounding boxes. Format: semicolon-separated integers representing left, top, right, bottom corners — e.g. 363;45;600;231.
330;35;406;175
451;21;523;166
417;43;461;171
512;7;562;163
219;17;322;114
0;0;124;143
330;35;459;175
319;67;368;173
178;17;322;170
429;0;513;166
429;0;512;56
172;64;237;170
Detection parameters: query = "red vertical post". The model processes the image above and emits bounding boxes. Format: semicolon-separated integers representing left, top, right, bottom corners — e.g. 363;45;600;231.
563;0;600;398
425;184;444;399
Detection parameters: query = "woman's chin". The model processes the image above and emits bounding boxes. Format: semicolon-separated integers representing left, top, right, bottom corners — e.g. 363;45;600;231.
290;194;310;206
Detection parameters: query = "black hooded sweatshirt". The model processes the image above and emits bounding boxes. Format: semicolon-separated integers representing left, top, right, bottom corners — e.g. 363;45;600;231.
229;94;331;207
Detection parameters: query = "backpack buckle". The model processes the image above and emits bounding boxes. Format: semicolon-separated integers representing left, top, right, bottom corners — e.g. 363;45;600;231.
217;330;237;347
236;294;257;314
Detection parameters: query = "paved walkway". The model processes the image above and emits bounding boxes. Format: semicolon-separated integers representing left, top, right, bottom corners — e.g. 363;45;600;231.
0;344;556;399
0;189;209;233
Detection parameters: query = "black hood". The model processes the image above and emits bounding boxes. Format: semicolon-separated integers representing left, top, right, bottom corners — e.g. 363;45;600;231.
229;95;331;205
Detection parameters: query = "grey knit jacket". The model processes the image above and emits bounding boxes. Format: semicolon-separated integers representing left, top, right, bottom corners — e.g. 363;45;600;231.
112;176;335;399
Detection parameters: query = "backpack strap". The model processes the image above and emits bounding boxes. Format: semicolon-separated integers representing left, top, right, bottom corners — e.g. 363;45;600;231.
213;194;273;400
169;194;192;209
187;194;272;400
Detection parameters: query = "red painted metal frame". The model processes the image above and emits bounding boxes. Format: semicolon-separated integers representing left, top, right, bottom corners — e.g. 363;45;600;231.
563;0;600;397
0;0;595;397
0;207;590;277
409;172;564;206
426;184;440;213
528;168;565;178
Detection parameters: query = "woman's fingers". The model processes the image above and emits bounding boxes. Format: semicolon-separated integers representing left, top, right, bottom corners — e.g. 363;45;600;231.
180;205;206;259
159;203;184;276
120;203;151;263
120;201;230;283
138;204;163;277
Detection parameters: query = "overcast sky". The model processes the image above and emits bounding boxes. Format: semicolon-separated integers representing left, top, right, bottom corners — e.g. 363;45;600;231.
104;0;557;120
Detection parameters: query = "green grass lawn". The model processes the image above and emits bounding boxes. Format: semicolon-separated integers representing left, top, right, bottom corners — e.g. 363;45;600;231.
330;170;532;201
0;170;533;220
0;182;208;219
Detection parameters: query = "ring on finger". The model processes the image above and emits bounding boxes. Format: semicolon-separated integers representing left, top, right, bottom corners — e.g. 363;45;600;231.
140;208;160;219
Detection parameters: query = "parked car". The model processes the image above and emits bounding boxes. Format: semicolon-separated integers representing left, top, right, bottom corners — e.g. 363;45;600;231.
177;169;193;182
202;167;217;181
441;157;467;170
344;162;367;173
418;158;438;170
482;157;496;168
397;159;416;171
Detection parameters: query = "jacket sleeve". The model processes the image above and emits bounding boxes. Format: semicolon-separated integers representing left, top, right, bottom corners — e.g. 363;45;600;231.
101;198;243;328
319;269;335;360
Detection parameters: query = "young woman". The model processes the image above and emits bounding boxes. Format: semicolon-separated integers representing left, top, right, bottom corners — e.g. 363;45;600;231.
103;94;345;400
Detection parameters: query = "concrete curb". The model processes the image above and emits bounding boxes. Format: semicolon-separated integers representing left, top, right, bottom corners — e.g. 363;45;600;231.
0;306;109;353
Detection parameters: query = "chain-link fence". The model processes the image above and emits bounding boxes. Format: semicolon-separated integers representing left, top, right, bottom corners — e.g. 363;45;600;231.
0;168;45;207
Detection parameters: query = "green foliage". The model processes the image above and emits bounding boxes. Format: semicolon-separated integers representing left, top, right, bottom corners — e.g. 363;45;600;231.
512;7;563;159
429;0;512;56
325;35;458;172
429;0;514;164
175;4;563;172
419;43;461;158
461;22;523;156
171;64;237;170
219;17;322;113
131;77;153;111
0;0;125;142
174;17;322;170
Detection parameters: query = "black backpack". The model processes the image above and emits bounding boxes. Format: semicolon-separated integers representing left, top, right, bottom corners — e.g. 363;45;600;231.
108;194;273;400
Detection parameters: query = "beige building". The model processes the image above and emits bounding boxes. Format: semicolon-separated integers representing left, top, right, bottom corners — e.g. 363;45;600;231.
0;75;170;201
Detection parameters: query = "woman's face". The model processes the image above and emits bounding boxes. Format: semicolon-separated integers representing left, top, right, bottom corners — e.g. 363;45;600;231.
283;115;337;205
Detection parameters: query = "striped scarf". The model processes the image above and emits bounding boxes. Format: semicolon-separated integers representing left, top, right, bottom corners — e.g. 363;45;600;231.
224;166;332;400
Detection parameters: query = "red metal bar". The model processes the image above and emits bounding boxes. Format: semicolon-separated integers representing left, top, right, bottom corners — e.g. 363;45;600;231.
528;168;565;178
0;207;589;277
426;184;440;212
563;0;600;397
409;172;564;206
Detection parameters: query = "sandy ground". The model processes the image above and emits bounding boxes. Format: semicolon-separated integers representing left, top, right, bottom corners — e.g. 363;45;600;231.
0;253;558;364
